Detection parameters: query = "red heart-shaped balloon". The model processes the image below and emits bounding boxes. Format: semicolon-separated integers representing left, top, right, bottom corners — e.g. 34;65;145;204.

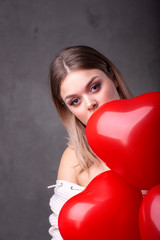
86;92;160;190
139;184;160;240
58;171;142;240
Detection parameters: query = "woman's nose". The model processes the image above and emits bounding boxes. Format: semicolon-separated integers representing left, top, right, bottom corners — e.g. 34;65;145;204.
87;100;98;111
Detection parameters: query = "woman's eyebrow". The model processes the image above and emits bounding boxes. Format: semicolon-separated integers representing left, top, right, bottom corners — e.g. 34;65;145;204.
65;94;77;101
64;76;99;101
85;76;98;89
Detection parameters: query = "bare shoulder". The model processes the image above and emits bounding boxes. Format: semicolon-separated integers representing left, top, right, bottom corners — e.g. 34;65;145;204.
57;146;79;184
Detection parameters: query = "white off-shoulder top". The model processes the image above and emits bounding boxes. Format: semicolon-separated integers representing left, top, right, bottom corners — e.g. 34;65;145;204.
48;180;85;240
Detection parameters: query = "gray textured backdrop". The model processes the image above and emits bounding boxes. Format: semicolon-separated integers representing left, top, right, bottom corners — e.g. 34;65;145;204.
0;0;160;239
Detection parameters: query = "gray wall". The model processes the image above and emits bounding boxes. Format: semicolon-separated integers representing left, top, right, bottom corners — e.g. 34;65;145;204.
0;0;159;239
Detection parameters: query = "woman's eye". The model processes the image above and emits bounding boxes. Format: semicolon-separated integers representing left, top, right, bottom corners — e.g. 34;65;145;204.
70;98;79;106
91;83;100;92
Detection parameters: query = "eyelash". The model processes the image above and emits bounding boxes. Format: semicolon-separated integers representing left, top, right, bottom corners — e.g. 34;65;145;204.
69;82;101;106
90;82;100;92
70;98;79;106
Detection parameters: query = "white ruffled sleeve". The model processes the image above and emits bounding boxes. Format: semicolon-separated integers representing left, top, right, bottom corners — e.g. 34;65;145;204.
48;180;85;240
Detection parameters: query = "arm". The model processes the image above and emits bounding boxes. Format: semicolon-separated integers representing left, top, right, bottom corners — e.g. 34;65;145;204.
48;146;80;239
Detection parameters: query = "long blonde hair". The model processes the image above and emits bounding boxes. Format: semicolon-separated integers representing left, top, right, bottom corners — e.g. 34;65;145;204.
50;46;132;171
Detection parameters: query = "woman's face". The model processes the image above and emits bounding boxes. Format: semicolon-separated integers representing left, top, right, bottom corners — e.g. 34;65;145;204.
60;69;120;125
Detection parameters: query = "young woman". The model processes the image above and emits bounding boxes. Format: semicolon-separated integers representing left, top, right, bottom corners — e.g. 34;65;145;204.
48;45;132;239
